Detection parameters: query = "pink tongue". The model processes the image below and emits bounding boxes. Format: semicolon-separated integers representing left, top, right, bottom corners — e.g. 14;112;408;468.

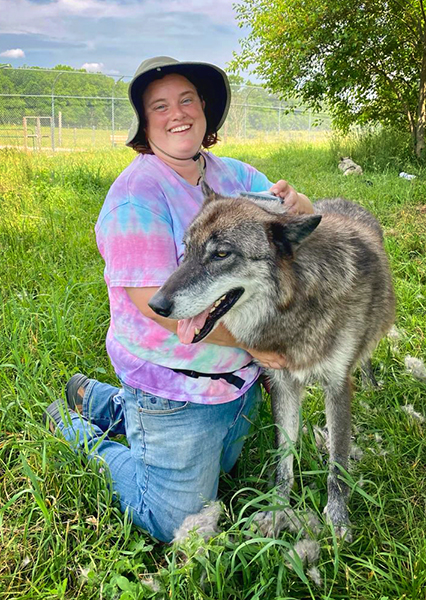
177;305;213;344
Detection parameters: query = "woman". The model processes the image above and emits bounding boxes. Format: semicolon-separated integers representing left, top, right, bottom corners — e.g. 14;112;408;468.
45;56;313;543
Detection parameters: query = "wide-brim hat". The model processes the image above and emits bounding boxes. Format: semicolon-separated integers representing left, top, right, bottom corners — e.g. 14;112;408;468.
126;56;231;147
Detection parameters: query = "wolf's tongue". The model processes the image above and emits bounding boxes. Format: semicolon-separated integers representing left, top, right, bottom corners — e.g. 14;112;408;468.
177;306;212;344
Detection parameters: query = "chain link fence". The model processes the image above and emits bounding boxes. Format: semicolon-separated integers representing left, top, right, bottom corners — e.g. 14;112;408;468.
0;67;331;151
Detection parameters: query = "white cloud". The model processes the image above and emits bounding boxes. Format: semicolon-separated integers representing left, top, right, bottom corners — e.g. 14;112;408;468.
0;0;237;38
81;62;104;72
0;48;25;58
0;0;242;73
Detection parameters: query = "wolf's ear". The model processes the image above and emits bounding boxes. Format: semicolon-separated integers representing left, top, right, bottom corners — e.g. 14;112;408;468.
269;214;322;256
201;181;226;203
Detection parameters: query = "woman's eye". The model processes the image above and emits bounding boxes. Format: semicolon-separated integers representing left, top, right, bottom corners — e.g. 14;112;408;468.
154;104;167;111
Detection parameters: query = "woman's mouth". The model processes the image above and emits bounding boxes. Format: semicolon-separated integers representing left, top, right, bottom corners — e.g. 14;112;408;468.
169;124;192;134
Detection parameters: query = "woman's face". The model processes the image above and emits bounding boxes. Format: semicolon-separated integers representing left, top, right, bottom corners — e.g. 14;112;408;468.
142;73;207;160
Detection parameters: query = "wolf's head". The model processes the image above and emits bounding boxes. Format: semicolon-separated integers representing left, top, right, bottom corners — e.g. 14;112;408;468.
149;183;321;343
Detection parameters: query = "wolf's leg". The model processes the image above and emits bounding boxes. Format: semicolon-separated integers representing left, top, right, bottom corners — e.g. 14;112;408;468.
271;370;303;497
323;373;352;540
360;358;378;388
255;370;305;537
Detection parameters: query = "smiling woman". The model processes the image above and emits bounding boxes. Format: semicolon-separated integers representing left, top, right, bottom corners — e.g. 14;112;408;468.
44;55;313;544
142;73;208;178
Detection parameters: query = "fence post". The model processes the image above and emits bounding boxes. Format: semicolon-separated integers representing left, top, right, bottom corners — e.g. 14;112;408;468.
111;95;115;147
51;72;63;152
244;86;257;140
111;76;124;148
278;102;281;134
51;93;55;150
58;111;62;147
23;117;28;150
36;117;41;150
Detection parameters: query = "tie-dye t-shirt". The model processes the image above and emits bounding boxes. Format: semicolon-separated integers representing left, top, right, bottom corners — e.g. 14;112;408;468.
95;151;273;404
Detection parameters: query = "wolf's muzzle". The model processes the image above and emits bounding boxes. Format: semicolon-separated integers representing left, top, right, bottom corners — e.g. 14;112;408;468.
149;291;174;317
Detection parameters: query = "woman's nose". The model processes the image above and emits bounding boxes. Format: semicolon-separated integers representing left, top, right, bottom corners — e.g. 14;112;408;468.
170;103;185;120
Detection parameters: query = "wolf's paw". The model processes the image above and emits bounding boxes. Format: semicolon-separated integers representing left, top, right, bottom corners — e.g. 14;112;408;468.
254;507;321;538
323;502;352;542
172;501;222;543
253;510;287;537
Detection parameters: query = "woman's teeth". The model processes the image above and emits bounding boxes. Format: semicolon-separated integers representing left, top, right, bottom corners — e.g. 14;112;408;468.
170;125;191;133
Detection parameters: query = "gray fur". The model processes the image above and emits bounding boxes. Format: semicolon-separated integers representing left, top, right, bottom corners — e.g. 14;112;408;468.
172;501;222;543
150;191;395;541
338;157;363;176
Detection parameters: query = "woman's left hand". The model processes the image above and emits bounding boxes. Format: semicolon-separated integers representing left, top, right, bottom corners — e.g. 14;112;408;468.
269;180;314;214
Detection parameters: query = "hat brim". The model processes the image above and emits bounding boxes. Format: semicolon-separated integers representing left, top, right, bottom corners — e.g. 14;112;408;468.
126;61;231;147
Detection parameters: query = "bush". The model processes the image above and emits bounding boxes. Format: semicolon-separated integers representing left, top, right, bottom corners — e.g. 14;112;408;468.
330;128;423;174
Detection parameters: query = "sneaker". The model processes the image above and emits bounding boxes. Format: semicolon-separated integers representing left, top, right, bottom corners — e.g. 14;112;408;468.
65;373;90;411
44;398;76;432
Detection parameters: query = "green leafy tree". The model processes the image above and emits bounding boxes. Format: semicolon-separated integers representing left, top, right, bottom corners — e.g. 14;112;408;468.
0;65;133;129
232;0;426;156
226;72;283;137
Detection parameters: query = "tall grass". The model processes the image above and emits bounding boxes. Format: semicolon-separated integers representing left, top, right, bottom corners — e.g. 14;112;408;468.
1;138;425;599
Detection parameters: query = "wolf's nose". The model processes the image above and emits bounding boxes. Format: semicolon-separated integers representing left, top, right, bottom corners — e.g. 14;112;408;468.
148;291;174;317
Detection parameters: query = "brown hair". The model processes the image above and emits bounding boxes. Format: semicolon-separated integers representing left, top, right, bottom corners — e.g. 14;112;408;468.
128;72;220;154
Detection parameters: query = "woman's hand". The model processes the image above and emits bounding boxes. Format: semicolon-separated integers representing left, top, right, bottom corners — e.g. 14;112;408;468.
248;348;287;370
269;180;314;214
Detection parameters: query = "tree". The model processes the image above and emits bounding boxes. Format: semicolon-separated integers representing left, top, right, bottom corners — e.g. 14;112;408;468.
0;66;133;129
231;0;426;156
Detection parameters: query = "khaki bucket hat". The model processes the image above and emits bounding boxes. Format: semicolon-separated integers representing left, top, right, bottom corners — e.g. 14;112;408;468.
126;56;231;147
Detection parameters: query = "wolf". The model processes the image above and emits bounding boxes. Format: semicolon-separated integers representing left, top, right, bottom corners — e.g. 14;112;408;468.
338;156;363;176
149;184;395;539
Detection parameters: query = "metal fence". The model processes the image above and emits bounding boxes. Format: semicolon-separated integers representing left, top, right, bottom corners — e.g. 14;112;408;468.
0;67;331;151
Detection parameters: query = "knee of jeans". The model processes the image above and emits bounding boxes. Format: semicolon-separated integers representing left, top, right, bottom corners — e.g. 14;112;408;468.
121;499;206;543
221;439;245;474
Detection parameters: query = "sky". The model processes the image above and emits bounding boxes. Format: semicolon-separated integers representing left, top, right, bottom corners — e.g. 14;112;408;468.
0;0;252;78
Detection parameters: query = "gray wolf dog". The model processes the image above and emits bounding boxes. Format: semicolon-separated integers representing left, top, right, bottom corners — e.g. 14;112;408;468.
338;156;363;176
149;184;395;539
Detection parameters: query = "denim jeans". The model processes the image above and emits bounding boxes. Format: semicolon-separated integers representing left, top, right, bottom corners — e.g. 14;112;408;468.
57;378;262;542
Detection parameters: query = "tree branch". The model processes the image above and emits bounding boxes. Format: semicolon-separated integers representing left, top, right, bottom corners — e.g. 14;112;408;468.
363;58;415;132
420;0;426;26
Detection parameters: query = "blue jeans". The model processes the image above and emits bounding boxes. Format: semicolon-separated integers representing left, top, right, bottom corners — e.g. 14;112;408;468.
57;379;262;542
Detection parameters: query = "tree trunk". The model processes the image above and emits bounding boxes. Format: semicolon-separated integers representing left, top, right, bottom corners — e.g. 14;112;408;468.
415;34;426;157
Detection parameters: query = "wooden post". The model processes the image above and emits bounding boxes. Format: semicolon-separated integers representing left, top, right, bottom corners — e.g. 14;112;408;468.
23;117;28;151
73;127;77;147
58;111;62;147
36;117;41;150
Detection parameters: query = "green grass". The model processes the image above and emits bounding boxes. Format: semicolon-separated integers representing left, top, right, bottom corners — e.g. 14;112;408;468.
0;124;130;150
0;139;425;599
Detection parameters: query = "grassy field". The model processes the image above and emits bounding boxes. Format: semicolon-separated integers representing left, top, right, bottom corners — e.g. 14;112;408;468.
0;124;130;151
0;140;425;599
0;124;331;151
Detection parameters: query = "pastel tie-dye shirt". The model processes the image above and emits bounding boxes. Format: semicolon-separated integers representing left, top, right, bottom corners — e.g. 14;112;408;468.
95;151;273;404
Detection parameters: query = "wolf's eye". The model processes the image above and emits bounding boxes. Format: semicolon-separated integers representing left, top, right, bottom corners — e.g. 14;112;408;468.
212;251;230;260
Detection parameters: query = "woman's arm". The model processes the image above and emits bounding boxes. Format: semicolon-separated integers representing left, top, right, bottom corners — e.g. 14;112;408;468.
125;286;287;369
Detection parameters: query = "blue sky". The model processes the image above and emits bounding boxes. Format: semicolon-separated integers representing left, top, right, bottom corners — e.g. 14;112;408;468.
0;0;251;77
